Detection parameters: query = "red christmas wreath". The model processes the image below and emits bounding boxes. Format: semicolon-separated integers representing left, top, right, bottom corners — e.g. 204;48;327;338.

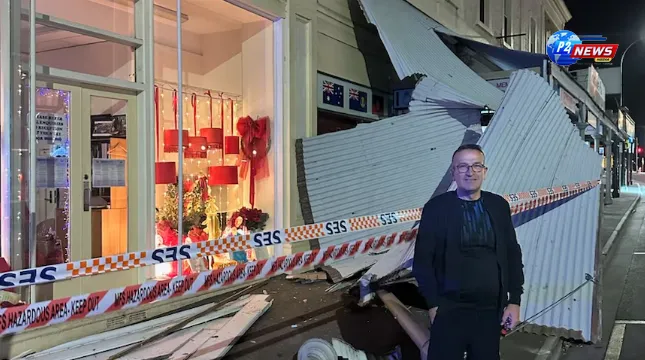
236;116;271;207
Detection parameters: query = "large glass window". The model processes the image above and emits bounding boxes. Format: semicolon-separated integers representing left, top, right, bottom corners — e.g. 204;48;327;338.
152;3;277;279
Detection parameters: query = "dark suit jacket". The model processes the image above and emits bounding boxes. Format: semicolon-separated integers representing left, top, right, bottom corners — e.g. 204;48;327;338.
412;191;524;309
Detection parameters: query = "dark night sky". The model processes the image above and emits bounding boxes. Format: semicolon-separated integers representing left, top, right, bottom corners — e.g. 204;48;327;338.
564;0;645;127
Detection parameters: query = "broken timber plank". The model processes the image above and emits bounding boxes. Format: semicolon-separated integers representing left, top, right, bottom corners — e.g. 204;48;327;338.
24;297;252;360
185;295;273;360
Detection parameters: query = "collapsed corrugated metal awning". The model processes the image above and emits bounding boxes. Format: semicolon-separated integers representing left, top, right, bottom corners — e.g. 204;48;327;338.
297;76;483;249
357;0;503;109
362;70;602;342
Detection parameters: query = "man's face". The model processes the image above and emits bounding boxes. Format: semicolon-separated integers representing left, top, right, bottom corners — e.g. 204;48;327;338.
451;149;487;192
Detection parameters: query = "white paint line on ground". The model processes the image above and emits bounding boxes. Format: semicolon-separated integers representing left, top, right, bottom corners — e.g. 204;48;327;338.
602;192;642;256
616;320;645;325
604;323;626;360
633;252;645;255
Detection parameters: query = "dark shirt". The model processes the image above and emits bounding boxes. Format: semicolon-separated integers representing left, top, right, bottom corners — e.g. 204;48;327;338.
458;199;500;308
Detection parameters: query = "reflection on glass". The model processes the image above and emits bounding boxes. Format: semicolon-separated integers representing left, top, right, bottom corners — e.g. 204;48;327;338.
89;96;129;258
34;88;70;266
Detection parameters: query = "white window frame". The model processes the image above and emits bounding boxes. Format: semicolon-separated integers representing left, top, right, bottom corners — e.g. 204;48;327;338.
530;17;537;53
502;0;512;48
479;0;488;25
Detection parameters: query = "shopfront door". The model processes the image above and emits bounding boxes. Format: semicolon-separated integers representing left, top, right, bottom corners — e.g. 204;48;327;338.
35;85;141;300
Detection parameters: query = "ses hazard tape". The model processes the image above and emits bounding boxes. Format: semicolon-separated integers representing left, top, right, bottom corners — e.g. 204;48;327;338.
0;228;417;335
0;180;599;291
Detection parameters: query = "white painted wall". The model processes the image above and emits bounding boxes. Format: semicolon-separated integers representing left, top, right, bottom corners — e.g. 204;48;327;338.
406;0;571;53
597;67;621;95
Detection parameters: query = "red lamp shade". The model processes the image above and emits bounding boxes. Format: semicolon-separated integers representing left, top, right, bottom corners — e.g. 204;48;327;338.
224;136;240;154
200;128;223;149
208;165;238;185
163;129;189;153
186;136;208;158
155;161;177;184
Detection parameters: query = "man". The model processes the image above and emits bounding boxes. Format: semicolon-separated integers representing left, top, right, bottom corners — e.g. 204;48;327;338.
413;144;524;360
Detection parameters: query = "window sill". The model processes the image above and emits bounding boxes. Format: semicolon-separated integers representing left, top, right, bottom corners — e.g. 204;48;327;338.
475;20;495;37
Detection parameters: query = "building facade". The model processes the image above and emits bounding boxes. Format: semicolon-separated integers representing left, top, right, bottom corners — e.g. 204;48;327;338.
0;0;315;301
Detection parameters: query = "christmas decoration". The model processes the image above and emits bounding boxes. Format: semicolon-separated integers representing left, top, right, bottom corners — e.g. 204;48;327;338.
154;86;177;184
186;93;207;159
237;116;271;207
202;196;222;240
199;90;223;149
163;89;189;153
228;207;269;233
224;99;240;155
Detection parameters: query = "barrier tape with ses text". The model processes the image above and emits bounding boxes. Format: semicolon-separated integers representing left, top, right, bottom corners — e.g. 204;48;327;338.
0;180;599;291
0;228;418;335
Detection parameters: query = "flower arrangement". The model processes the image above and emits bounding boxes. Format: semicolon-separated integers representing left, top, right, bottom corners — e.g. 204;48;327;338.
228;207;269;232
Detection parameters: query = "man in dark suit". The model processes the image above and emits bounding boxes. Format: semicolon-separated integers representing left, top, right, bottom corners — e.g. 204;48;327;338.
413;144;524;359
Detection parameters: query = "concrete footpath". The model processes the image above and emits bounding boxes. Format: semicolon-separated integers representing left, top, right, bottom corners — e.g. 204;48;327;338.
559;185;643;360
501;185;642;360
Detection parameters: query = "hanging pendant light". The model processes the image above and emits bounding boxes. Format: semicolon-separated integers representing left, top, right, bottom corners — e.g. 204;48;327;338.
208;165;238;185
163;89;189;153
199;90;223;150
186;93;208;159
154;86;177;184
224;98;240;155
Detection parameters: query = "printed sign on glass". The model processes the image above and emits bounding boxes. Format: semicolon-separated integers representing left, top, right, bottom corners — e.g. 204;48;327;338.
348;88;368;113
322;80;344;108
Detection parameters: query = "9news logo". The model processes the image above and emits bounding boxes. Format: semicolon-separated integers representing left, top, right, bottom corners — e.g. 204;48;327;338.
546;30;619;66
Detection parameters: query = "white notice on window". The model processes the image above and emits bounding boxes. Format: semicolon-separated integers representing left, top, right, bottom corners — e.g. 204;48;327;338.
92;159;126;188
36;157;69;188
36;113;68;143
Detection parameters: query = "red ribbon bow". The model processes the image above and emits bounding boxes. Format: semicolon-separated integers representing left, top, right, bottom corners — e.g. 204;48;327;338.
236;116;271;207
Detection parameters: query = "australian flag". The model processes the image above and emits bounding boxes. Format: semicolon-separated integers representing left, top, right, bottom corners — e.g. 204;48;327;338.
323;80;344;107
349;88;368;112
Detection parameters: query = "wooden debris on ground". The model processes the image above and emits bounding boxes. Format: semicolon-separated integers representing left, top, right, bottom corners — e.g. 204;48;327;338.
18;294;273;360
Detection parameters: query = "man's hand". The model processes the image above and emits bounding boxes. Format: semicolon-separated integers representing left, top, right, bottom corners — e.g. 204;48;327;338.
501;304;520;329
429;307;438;324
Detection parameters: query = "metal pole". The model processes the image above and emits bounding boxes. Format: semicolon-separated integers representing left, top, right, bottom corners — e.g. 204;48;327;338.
29;0;37;304
176;0;184;273
620;40;641;106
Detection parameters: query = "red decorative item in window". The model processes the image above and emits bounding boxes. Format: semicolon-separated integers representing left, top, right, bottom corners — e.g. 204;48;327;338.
199;91;224;149
163;89;189;153
224;99;240;155
237;116;271;207
186;93;208;159
154;86;177;184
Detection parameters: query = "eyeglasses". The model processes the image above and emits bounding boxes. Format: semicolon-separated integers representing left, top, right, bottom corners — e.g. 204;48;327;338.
454;163;487;174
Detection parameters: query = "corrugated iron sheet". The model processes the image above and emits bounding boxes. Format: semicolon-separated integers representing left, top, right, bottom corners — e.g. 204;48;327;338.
357;0;504;109
296;77;483;249
478;70;602;341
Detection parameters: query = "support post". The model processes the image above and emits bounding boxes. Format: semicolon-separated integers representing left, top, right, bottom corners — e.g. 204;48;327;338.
605;130;614;205
0;0;29;300
133;0;155;282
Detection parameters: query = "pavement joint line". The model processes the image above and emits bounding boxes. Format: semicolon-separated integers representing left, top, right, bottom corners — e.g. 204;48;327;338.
601;190;642;256
603;323;626;360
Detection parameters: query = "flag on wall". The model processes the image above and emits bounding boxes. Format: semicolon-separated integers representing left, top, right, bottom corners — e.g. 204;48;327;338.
323;80;344;107
349;88;368;112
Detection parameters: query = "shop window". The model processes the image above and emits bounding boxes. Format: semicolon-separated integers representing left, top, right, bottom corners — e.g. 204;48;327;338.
152;4;277;279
